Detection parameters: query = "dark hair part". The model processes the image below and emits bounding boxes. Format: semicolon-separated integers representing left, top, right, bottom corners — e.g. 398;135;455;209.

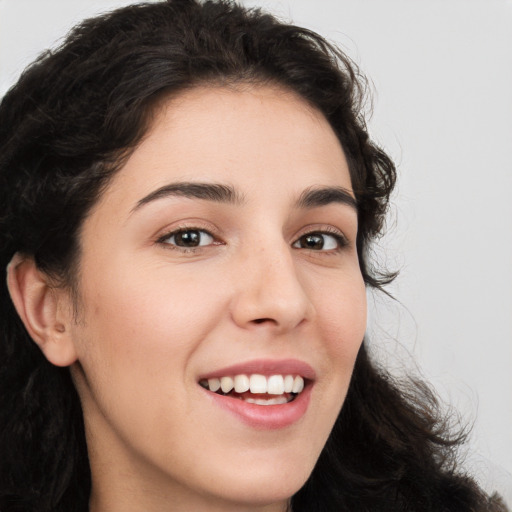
0;1;506;511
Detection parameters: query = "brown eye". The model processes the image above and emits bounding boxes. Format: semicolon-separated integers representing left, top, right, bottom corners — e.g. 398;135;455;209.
162;229;215;248
292;232;344;251
298;234;324;249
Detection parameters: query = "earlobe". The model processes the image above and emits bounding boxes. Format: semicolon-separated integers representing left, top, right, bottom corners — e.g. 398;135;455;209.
6;253;78;367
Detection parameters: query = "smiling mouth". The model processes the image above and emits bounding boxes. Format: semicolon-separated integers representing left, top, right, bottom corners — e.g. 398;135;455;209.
199;374;306;405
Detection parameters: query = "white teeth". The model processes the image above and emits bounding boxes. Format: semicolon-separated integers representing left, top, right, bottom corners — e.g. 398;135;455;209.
202;373;306;396
249;374;267;394
292;376;304;393
245;396;289;405
284;375;294;393
220;376;234;393
208;378;221;392
234;374;250;393
267;375;285;395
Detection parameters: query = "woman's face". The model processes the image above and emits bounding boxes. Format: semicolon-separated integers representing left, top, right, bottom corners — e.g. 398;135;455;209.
68;85;367;511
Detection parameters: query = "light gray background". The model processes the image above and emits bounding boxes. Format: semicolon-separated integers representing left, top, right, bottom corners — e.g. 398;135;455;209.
1;0;511;503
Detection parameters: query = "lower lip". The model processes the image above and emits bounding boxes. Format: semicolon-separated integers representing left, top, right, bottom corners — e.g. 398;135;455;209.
202;384;312;430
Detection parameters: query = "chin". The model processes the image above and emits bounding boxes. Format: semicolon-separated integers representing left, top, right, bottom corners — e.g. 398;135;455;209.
198;453;314;508
215;476;305;509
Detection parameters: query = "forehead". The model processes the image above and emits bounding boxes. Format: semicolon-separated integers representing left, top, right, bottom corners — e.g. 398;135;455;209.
95;85;352;213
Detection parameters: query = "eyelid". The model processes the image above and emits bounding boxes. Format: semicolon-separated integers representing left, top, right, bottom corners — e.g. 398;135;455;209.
155;221;223;249
161;229;214;246
153;221;350;253
294;224;348;241
292;225;350;251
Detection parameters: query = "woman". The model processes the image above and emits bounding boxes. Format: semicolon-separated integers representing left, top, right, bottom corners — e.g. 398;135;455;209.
0;1;507;511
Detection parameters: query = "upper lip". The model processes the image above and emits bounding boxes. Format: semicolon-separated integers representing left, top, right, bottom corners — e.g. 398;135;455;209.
198;358;316;381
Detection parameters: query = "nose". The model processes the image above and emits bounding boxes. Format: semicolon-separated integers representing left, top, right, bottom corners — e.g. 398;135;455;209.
230;241;315;333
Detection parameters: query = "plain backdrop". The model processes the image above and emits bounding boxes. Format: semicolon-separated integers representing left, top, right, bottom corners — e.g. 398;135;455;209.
1;0;511;503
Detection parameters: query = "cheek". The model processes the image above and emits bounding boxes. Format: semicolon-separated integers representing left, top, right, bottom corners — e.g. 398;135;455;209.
317;268;367;347
311;266;367;388
80;257;224;343
295;268;366;465
71;260;229;405
69;267;232;459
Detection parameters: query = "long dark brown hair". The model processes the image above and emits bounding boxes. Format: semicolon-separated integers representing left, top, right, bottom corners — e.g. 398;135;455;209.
0;1;506;511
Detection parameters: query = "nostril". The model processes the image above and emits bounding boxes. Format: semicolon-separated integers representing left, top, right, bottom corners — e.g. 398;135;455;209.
252;318;273;324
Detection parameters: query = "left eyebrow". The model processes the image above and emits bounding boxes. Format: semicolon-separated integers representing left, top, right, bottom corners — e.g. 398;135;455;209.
295;186;358;211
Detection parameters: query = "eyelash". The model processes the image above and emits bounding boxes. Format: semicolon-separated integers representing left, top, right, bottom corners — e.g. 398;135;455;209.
157;226;220;253
292;228;348;253
157;226;349;253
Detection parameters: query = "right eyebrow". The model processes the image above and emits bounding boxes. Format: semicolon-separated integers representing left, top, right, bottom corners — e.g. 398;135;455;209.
130;181;245;214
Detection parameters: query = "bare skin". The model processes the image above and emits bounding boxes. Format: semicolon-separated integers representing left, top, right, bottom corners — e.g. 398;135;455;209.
9;85;366;512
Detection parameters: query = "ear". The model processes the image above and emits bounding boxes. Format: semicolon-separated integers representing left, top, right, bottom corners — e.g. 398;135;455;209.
6;253;78;367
